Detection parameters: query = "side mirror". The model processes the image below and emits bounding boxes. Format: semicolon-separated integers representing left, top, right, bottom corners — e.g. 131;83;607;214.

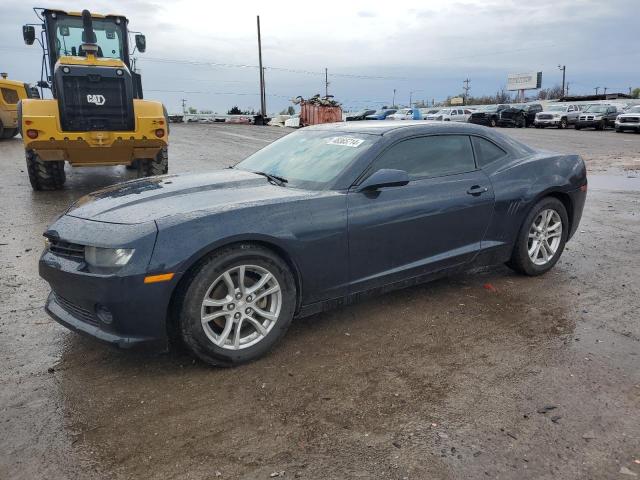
23;25;35;45
135;34;146;53
357;169;410;192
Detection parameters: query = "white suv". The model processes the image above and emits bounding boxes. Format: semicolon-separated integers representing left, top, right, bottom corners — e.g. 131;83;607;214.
534;104;581;129
615;105;640;133
426;108;472;122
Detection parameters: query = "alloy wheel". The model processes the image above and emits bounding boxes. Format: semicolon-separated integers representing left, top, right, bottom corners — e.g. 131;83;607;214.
528;209;563;266
200;265;282;350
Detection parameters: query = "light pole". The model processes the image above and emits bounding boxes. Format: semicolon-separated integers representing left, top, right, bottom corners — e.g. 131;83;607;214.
409;90;423;108
558;65;566;97
392;89;396;108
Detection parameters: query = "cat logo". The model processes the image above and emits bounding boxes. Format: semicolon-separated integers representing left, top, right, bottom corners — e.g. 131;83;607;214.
86;94;106;106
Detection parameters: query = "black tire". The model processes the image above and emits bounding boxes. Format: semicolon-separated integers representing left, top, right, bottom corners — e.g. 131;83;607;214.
489;117;497;127
177;243;297;366
25;150;66;191
137;146;168;177
1;126;18;139
597;120;606;131
520;116;527;128
615;128;623;133
507;197;569;276
535;125;542;129
125;159;140;170
559;118;568;129
575;125;582;130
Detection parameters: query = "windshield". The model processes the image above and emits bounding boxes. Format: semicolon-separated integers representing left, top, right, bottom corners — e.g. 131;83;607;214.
547;105;566;112
438;109;451;115
584;105;608;113
396;109;410;114
52;14;126;62
234;130;377;190
481;105;498;112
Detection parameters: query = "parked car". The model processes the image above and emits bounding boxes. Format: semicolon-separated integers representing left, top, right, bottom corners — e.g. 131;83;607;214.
365;109;397;120
420;108;440;119
575;104;621;130
425;108;473;122
498;103;543;128
39;122;587;366
534;104;581;129
468;104;510;127
614;105;640;133
388;108;415;120
346;109;376;121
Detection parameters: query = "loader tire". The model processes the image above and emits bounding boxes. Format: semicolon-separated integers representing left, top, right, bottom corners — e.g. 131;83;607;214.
125;159;140;170
137;147;168;177
26;150;66;191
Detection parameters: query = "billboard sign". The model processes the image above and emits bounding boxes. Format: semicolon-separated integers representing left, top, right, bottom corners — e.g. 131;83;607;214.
450;96;464;105
507;72;542;91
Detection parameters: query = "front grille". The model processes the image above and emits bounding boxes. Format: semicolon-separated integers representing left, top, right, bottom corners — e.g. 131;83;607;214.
620;117;640;123
580;115;595;121
538;114;553;120
59;75;134;131
48;238;85;261
54;293;99;326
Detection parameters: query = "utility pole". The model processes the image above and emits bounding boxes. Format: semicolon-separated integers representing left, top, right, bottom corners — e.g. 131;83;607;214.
463;78;470;105
181;98;187;115
256;15;267;123
392;89;396;108
594;87;599;95
565;82;570;96
324;68;329;97
409;91;412;108
558;65;566;97
603;87;608;95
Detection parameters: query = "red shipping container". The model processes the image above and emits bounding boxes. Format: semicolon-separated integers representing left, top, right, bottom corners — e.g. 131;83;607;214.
299;101;343;126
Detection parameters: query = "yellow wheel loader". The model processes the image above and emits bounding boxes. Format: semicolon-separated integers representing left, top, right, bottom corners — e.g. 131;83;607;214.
21;8;168;190
0;73;38;139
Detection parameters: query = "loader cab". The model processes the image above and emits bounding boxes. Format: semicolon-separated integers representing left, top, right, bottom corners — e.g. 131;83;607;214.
24;9;145;100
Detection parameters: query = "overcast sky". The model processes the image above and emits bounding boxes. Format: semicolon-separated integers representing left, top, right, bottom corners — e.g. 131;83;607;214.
0;0;638;113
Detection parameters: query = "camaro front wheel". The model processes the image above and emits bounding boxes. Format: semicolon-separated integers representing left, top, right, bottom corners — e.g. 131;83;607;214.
177;244;296;366
507;197;568;276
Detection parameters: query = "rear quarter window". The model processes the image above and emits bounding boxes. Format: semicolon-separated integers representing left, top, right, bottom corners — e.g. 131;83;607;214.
472;136;507;167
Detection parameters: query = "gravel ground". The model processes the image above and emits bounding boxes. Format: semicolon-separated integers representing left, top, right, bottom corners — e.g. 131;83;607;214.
1;124;639;480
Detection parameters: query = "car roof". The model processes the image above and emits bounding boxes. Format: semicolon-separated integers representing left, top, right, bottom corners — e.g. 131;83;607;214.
304;120;496;136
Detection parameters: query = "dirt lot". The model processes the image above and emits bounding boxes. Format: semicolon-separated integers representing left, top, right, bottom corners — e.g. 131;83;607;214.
1;124;639;480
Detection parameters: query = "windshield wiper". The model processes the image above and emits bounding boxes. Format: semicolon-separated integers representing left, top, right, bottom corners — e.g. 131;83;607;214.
252;171;288;186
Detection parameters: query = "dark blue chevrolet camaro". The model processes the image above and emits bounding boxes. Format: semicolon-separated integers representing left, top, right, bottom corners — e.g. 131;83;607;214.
40;121;587;366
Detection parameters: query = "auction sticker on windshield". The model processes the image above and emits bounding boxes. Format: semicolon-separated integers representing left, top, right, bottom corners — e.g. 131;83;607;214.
327;136;365;148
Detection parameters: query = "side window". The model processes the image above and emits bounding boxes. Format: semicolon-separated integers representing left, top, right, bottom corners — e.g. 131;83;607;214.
472;136;507;168
1;88;19;104
371;135;475;180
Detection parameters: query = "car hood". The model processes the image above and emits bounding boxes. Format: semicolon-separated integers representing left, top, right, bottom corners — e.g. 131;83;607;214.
66;169;314;225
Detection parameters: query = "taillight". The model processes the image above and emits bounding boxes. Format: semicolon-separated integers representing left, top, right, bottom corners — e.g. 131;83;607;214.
155;129;164;138
26;129;38;139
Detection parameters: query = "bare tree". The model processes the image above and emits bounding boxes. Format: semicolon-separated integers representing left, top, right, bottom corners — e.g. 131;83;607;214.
537;85;564;100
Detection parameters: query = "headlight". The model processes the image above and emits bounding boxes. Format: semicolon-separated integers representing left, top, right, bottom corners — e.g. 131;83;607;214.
552;113;561;118
85;246;134;267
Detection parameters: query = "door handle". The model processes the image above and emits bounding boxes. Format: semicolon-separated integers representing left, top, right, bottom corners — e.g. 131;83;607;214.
467;185;488;196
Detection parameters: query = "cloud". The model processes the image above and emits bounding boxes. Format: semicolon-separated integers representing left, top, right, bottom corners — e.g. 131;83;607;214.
0;0;637;113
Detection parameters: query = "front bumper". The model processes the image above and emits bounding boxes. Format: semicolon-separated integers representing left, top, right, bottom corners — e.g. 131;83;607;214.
575;120;604;128
469;117;491;126
535;119;561;126
40;257;177;350
615;121;640;130
38;214;174;351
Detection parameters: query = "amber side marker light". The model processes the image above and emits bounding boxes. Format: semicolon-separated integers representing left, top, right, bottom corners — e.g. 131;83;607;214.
144;273;174;284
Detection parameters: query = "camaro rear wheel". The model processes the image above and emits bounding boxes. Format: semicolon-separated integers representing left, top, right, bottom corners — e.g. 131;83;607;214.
178;244;296;366
508;197;568;276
